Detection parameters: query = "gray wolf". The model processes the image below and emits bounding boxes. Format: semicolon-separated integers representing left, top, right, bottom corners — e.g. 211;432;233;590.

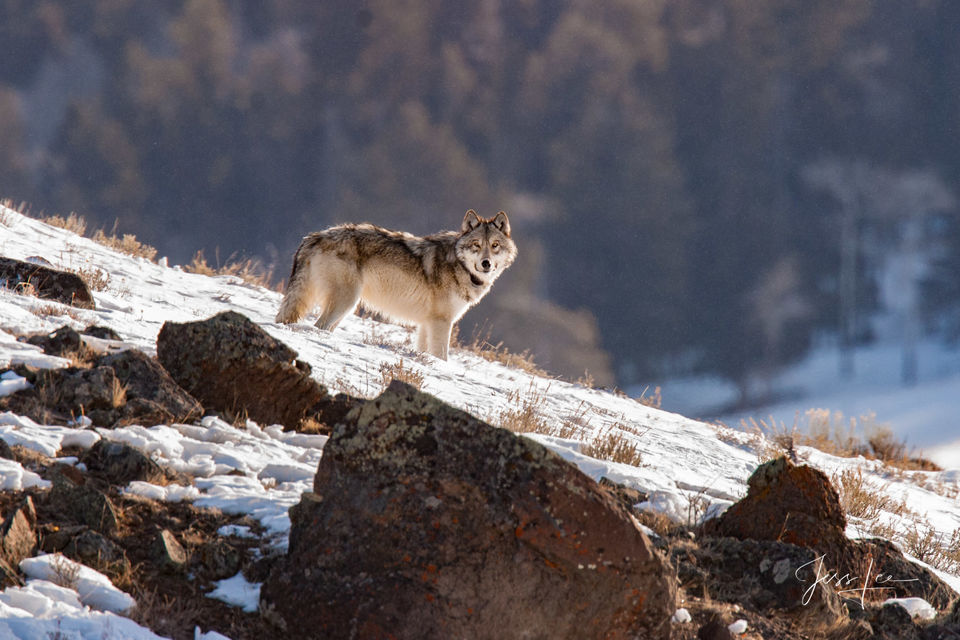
276;210;516;359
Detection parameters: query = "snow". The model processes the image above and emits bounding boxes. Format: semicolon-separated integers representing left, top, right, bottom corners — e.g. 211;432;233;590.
206;573;261;613
0;580;166;640
884;597;937;621
1;203;960;637
0;457;50;490
728;619;748;634
671;608;692;624
0;370;30;397
20;554;136;614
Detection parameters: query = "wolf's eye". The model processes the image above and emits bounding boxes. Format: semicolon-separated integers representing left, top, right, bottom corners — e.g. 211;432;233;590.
472;242;481;251
491;242;500;250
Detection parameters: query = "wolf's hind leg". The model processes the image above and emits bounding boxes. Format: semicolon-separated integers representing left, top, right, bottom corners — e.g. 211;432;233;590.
315;285;360;331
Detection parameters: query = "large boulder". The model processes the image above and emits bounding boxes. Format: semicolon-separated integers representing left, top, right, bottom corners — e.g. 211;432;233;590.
702;457;956;611
97;349;202;425
157;311;354;431
0;256;94;309
261;382;677;639
1;348;202;428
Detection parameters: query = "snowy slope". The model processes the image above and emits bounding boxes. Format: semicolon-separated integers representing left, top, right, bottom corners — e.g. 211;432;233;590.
1;204;959;638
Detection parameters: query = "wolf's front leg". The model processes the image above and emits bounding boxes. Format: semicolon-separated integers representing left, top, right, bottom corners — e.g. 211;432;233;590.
423;318;453;360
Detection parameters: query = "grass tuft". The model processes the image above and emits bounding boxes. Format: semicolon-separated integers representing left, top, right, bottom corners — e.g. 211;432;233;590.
92;228;158;261
378;359;425;391
43;212;88;236
455;325;548;377
742;409;940;471
184;249;277;290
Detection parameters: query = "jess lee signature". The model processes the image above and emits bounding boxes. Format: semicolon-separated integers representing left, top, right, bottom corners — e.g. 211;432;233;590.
796;554;918;609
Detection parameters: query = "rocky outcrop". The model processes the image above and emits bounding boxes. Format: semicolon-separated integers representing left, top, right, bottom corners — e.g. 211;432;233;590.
702;456;848;551
701;457;957;612
2;333;202;427
80;439;168;485
97;349;202;425
48;465;120;535
0;497;37;587
261;381;677;640
672;536;852;635
157;311;357;431
0;256;95;309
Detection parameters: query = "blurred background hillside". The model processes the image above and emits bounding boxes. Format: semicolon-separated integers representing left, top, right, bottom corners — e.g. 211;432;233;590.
2;0;960;407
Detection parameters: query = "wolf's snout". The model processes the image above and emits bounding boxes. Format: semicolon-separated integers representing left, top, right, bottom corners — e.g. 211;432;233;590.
481;259;492;271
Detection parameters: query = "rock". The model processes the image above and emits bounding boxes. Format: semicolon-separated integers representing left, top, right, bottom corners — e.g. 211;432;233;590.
697;615;735;640
672;536;850;635
49;466;120;535
0;496;37;587
80;439;167;485
157;311;344;431
25;325;85;358
57;366;125;414
702;456;847;551
2;348;202;428
867;602;921;640
39;523;87;553
855;538;957;610
701;457;957;613
64;529;127;567
155;529;188;572
199;539;241;580
83;325;122;340
0;439;14;460
261;382;677;640
96;349;202;425
599;476;648;513
0;256;95;309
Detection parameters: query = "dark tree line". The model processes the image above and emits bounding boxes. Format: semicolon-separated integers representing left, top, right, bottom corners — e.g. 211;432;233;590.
1;0;959;398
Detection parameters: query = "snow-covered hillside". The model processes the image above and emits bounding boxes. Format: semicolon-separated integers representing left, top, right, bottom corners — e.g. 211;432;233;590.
1;204;959;639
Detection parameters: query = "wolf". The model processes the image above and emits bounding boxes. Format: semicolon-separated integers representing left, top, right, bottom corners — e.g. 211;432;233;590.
276;210;516;359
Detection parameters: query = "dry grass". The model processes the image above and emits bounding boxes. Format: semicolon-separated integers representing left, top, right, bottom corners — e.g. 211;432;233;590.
50;554;81;590
832;468;897;521
742;409;940;471
28;303;85;322
43;212;88;236
636;385;662;409
828;467;960;573
131;587;206;639
361;322;415;353
492;386;646;468
184;249;277;290
92;224;158;261
378;359;425;391
455;326;548;377
582;425;643;466
901;523;960;574
71;265;112;291
494;384;551;434
0;198;36;224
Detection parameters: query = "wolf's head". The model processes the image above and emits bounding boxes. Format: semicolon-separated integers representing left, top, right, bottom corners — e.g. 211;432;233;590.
455;210;517;285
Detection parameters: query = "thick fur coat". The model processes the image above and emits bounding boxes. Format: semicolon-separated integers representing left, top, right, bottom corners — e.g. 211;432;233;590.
276;210;517;359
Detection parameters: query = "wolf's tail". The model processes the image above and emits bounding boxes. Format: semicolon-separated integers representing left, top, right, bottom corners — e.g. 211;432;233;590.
276;244;309;323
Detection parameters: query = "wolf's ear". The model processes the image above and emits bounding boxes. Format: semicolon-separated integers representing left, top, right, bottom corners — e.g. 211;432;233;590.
492;211;511;236
462;209;482;233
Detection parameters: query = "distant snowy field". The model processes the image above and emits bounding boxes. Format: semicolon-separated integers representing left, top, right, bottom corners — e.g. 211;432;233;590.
651;340;960;469
1;205;959;638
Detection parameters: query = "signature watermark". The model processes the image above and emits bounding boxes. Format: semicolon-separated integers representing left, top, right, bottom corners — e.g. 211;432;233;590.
796;554;919;609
